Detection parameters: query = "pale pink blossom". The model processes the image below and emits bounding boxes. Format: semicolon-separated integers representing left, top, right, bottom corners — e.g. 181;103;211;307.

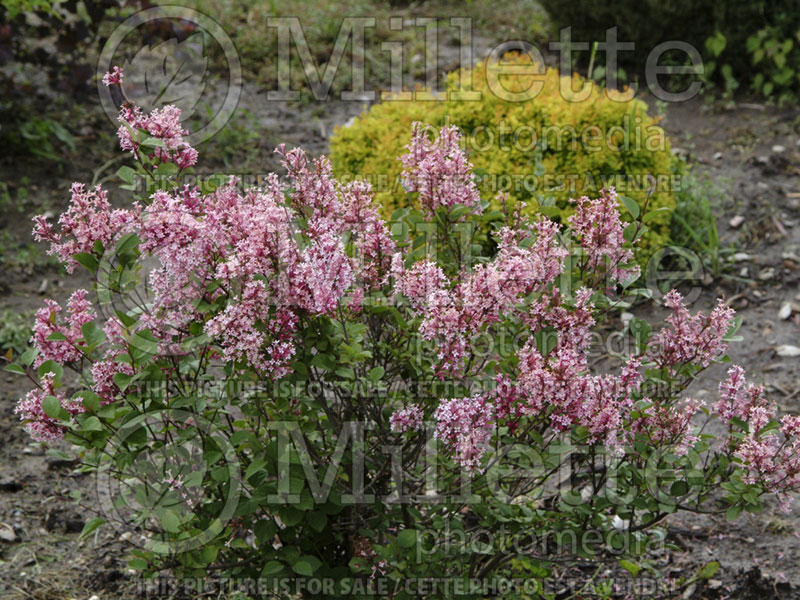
390;405;424;433
15;373;84;442
434;396;494;472
400;123;482;216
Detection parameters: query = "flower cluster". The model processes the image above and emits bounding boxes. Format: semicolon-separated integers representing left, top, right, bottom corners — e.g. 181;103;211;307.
390;405;424;433
648;289;736;373
434;396;494;472
27;100;396;390
568;187;639;285
103;67;197;169
394;219;567;375
14;372;83;442
102;65;123;86
32;183;138;272
716;367;800;510
117;104;198;169
631;397;704;457
399;123;481;216
30;289;95;366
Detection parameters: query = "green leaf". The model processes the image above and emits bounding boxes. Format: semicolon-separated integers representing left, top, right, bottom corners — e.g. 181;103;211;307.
279;506;303;527
81;322;106;350
79;391;100;412
397;529;417;548
115;233;141;256
78;517;105;540
310;353;336;371
74;252;99;273
140;136;166;148
46;331;67;341
20;348;37;366
113;372;133;391
726;505;742;521
307;510;327;532
117;166;136;184
154;162;179;177
292;559;316;576
129;557;148;570
81;416;103;432
130;329;159;363
618;559;641;577
695;561;720;580
161;510;181;533
4;363;26;375
42;395;62;419
368;366;385;382
618;195;640;219
670;480;689;497
261;560;284;576
37;360;64;382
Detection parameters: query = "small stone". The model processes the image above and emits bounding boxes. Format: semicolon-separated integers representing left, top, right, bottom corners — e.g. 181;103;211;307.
776;345;800;357
37;278;48;294
739;267;749;277
713;151;723;160
772;144;786;153
758;267;776;281
0;522;16;542
782;251;800;263
729;215;745;229
756;155;769;165
733;252;751;262
779;302;793;320
682;583;697;599
708;579;723;590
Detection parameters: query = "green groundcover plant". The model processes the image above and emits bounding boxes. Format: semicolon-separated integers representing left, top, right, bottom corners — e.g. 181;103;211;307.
6;68;800;599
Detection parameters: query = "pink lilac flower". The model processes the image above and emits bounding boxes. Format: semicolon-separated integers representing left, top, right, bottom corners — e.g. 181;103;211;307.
205;280;271;372
91;359;135;404
15;372;84;442
293;231;354;315
30;289;96;367
714;365;772;425
630;397;703;457
117;104;198;168
434;396;494;472
103;317;128;347
714;367;800;511
400;123;482;216
390;405;424;433
392;257;448;311
567;187;639;285
339;179;396;287
102;66;123;86
648;290;735;374
395;220;568;375
492;338;642;452
32;184;138;273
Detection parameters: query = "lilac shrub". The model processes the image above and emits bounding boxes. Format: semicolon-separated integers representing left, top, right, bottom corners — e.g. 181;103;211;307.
6;68;800;596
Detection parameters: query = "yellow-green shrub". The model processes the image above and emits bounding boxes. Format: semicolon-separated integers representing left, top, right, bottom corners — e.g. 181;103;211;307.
330;57;678;258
